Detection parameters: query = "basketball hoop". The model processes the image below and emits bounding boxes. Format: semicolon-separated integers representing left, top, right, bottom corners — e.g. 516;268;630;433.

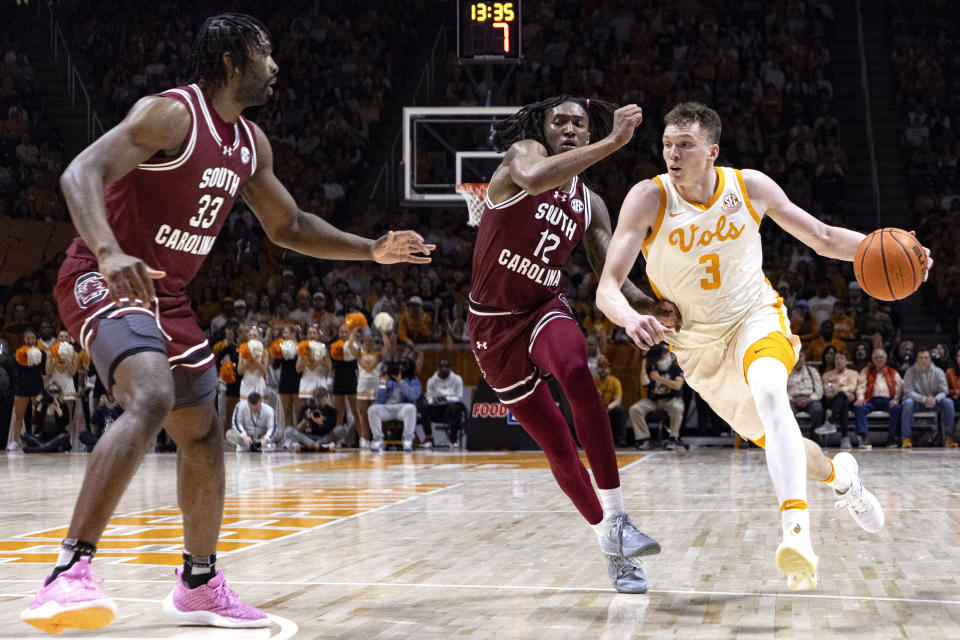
456;183;488;227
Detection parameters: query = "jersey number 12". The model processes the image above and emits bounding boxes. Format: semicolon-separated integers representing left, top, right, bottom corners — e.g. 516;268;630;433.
534;230;560;263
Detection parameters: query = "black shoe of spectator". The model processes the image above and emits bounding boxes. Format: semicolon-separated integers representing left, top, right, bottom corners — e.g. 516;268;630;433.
635;439;652;451
662;439;677;451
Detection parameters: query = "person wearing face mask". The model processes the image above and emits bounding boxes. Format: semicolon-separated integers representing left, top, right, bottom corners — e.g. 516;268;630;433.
628;347;686;451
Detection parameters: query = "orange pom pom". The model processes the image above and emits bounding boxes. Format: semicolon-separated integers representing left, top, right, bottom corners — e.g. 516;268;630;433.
239;343;252;360
219;361;237;384
329;339;345;361
79;350;91;368
269;338;284;359
297;340;311;357
345;312;368;330
15;346;29;366
50;341;60;360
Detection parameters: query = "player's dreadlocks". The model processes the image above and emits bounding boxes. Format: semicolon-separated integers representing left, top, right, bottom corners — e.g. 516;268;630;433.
189;13;272;90
491;95;618;153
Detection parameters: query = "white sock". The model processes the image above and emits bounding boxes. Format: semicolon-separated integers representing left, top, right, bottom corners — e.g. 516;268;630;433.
590;522;605;538
826;458;852;494
781;506;810;535
597;487;625;520
56;547;75;567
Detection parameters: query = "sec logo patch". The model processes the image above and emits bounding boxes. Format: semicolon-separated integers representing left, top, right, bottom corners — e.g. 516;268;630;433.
570;198;584;213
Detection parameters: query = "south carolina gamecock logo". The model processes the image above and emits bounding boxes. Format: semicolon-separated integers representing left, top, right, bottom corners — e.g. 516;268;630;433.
74;272;109;309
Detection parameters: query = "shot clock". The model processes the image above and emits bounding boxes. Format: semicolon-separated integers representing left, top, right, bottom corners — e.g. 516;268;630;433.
457;0;522;63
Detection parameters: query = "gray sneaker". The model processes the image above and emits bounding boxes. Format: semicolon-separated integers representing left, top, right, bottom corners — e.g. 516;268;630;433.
814;421;837;436
599;513;661;558
606;553;649;593
840;436;852;450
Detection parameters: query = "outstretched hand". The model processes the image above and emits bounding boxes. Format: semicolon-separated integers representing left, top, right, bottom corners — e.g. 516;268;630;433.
372;230;435;265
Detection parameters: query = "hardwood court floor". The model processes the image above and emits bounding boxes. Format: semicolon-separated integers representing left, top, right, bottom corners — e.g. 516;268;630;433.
0;448;959;639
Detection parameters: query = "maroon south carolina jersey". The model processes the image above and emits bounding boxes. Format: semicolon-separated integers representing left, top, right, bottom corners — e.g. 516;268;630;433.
61;83;258;298
469;176;592;312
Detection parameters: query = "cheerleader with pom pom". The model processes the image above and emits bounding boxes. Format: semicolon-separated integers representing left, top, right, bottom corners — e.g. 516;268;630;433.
269;325;302;432
356;334;391;449
11;330;46;452
331;322;362;439
238;326;269;402
214;325;242;433
296;325;332;418
46;331;80;436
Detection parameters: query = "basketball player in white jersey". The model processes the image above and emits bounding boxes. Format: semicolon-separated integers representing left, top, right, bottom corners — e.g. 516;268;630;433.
596;102;933;591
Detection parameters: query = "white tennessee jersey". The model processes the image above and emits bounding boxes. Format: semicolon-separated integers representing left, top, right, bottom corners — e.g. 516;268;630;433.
642;166;783;348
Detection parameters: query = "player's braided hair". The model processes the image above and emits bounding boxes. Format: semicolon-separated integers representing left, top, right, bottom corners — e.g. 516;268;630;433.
189;13;272;90
491;95;618;153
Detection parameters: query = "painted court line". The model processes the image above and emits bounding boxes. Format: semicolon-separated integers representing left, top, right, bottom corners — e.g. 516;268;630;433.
222;482;463;558
0;483;458;566
3;579;957;607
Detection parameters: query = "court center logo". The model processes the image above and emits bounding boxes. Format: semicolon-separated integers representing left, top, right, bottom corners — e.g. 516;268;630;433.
74;272;109;308
721;193;742;213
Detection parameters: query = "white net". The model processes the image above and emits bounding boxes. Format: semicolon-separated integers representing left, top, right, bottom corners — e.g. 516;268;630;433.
456;183;488;227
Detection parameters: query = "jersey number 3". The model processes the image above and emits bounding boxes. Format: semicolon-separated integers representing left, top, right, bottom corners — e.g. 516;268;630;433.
699;253;721;290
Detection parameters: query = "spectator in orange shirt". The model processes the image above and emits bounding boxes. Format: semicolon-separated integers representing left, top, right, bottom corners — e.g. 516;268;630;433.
593;357;627;447
805;320;848;363
829;301;856;341
398;296;431;345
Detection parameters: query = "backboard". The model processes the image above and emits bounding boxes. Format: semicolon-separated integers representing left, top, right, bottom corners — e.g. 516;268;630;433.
402;106;519;205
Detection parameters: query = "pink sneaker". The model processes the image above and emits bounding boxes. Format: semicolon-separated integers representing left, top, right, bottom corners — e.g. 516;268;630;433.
162;568;269;628
20;557;117;633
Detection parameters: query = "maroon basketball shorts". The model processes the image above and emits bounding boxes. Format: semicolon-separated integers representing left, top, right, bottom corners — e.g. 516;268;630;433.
467;294;577;405
55;269;217;410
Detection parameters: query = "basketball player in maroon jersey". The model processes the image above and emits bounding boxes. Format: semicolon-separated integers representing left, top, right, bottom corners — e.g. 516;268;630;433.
468;96;678;593
22;14;433;634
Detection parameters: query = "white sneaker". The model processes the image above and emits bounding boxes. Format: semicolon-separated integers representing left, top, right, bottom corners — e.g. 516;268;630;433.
370;440;384;453
402;440;413;452
832;452;884;533
814;421;836;435
235;444;245;453
775;524;819;591
6;441;21;453
359;438;370;450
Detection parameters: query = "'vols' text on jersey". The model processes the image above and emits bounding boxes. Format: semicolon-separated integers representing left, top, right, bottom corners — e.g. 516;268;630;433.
470;176;592;311
642;166;781;347
63;83;258;298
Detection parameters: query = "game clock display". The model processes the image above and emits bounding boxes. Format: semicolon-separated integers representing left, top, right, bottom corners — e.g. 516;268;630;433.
457;1;522;63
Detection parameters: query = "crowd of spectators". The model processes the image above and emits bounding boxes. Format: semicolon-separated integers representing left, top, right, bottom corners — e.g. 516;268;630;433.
58;0;423;226
886;0;960;339
0;34;68;222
